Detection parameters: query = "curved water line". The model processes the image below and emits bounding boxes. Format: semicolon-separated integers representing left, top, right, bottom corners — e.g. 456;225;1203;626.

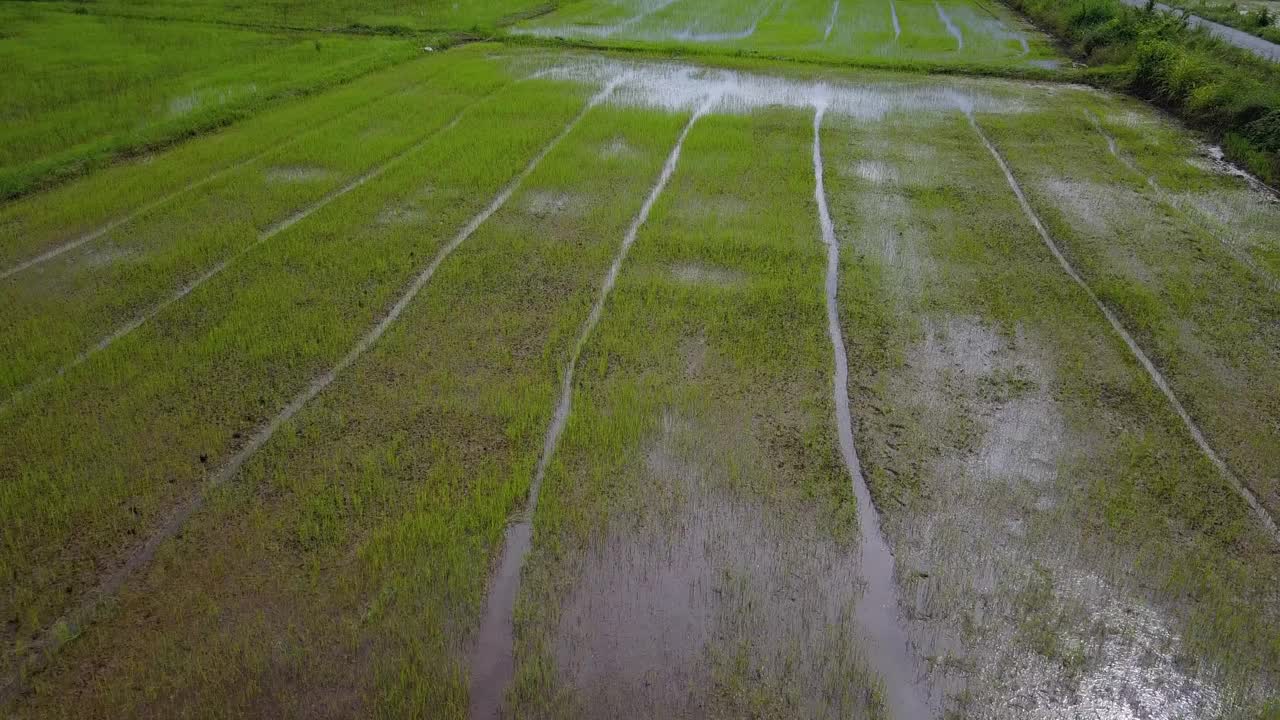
969;113;1279;543
468;94;713;720
0;76;624;708
812;103;934;719
823;0;841;42
933;0;963;50
0;79;518;414
0;64;452;282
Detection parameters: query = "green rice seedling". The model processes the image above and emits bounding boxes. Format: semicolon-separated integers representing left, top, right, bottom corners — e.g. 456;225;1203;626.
512;105;890;716
513;0;1061;70
1082;97;1280;281
0;51;514;402
979;103;1280;525
0;68;594;684
34;0;555;33
823;93;1278;715
0;4;416;199
0;47;470;271
5;97;690;719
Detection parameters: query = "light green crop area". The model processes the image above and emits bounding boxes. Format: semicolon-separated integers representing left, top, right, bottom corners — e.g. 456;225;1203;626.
513;0;1061;69
2;2;1279;719
0;4;416;199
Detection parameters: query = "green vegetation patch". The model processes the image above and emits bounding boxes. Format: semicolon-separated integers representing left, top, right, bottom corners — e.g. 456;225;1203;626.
982;102;1280;522
0;60;592;685
0;51;499;400
32;0;555;33
7;93;690;719
514;106;879;717
513;0;1063;72
0;3;417;199
1000;0;1280;185
825;96;1277;714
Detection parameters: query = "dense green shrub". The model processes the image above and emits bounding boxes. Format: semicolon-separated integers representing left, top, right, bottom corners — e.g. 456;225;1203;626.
1003;0;1280;185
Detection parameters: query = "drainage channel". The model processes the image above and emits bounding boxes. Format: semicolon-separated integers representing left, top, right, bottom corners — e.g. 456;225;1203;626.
813;102;935;720
468;93;714;720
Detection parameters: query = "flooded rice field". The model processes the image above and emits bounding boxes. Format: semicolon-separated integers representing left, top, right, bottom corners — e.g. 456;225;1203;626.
513;0;1056;67
1;41;1277;720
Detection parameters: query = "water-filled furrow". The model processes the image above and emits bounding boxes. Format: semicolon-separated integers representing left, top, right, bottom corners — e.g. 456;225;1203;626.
812;102;934;720
969;113;1279;543
468;94;713;720
0;76;625;708
823;0;841;42
934;1;964;50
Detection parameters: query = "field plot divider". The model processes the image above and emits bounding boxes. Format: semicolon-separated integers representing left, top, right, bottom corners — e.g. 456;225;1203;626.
968;113;1280;542
0;61;453;283
0;75;622;705
811;103;934;720
933;0;964;50
0;80;511;414
823;0;841;42
1084;110;1279;293
468;93;712;720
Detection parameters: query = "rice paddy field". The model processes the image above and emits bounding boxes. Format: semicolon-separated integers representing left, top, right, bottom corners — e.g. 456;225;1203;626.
2;0;1279;718
511;0;1061;70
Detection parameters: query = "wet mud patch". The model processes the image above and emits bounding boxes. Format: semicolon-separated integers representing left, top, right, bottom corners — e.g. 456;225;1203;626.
263;165;334;184
375;204;429;226
73;243;138;270
848;160;898;185
1186;145;1277;194
849;185;936;308
1173;186;1280;279
1039;177;1161;286
668;262;746;287
869;317;1234;718
523;190;589;218
552;411;885;718
670;193;750;222
599;137;637;159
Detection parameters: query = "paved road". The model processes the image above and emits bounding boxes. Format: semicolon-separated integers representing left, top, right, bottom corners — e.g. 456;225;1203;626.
1117;0;1280;61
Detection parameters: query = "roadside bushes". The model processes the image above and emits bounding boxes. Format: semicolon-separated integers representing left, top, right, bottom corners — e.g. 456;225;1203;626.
1003;0;1280;185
